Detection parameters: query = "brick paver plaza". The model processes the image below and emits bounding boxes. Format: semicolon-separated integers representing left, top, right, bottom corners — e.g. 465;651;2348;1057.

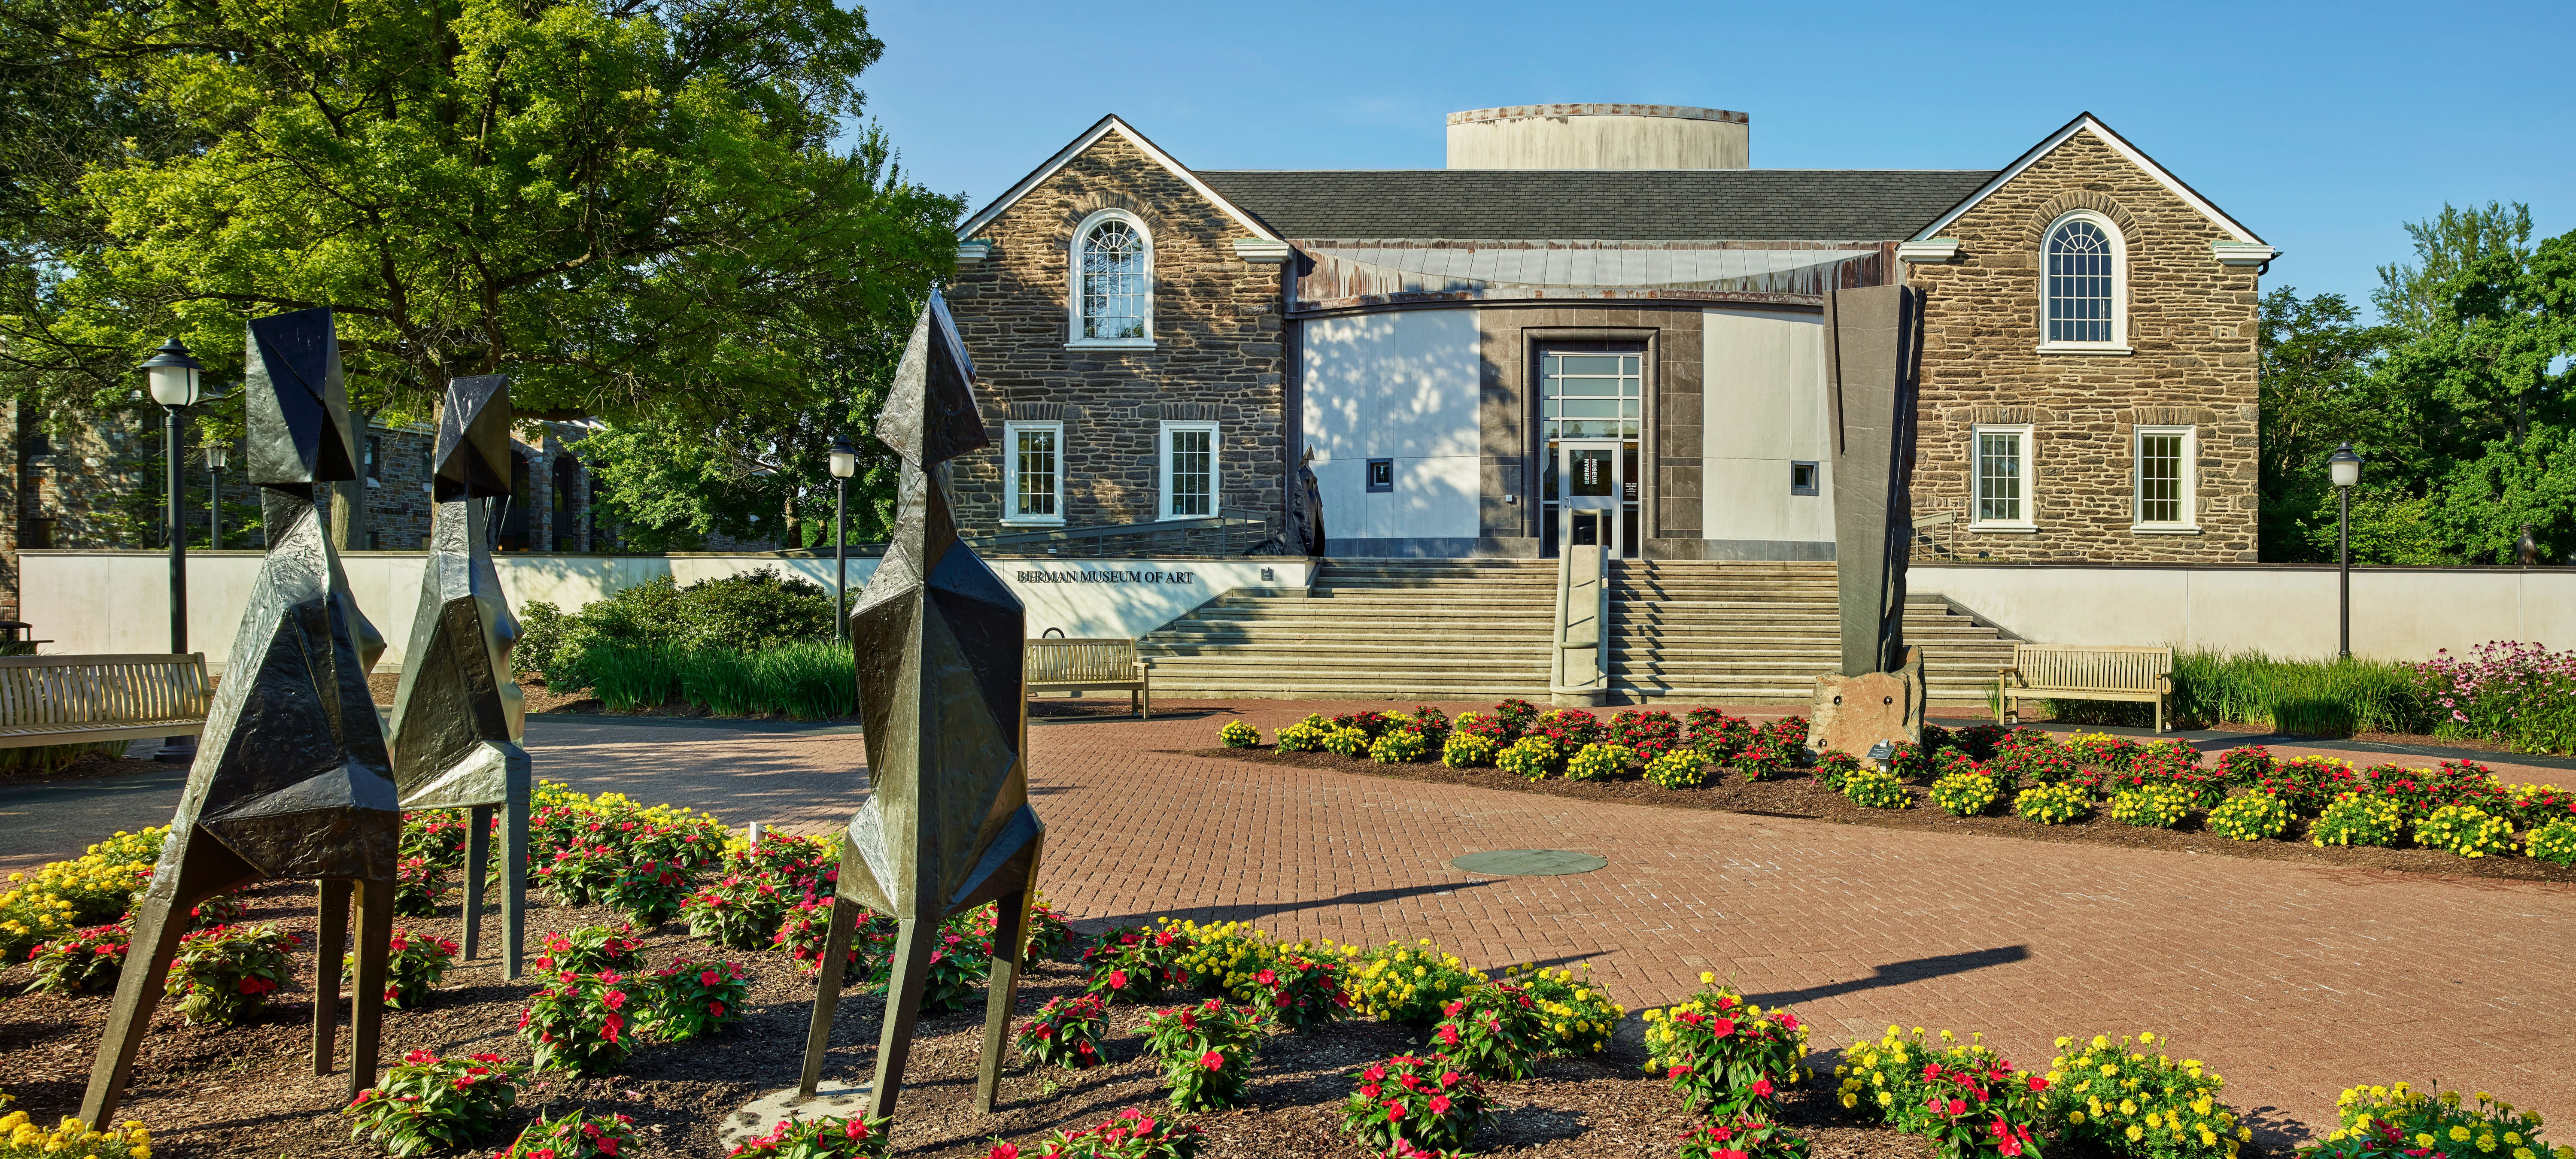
518;702;2576;1137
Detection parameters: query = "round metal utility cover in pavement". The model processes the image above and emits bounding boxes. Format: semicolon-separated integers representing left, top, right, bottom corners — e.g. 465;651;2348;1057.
1448;850;1608;877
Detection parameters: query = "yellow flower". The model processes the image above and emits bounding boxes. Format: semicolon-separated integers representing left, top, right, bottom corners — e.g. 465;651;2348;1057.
2127;1126;2145;1143
2421;1135;2440;1148
2454;1126;2474;1143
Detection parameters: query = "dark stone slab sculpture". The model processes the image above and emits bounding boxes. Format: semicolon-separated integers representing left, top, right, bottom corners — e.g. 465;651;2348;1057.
83;307;400;1128
798;292;1044;1120
1813;285;1928;756
388;374;531;978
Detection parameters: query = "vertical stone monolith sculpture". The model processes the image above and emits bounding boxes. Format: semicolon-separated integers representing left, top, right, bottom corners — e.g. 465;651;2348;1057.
83;307;400;1127
1810;285;1927;758
797;292;1044;1120
388;374;531;978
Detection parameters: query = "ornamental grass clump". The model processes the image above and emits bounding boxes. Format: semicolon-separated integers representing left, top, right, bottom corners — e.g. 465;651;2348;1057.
393;856;448;918
2527;820;2576;866
1017;993;1110;1070
1441;731;1496;768
346;928;458;1009
1428;985;1548;1080
1640;975;1811;1118
2306;1083;2570;1159
537;923;646;975
1932;772;1999;817
1503;961;1625;1055
1141;999;1263;1111
518;971;635;1075
1337;1053;1488;1158
1564;742;1631;781
1346;938;1487;1024
1218;720;1261;749
2048;1032;2248;1159
1680;1117;1812;1159
1322;727;1370;758
1495;736;1558;781
1833;1027;2051;1159
644;956;750;1041
166;923;298;1025
1275;721;1327;753
1841;767;1911;810
2109;784;2193;829
2015;783;2091;826
495;1108;637;1159
1371;729;1429;764
343;1050;523;1157
2311;792;2406;848
1644;748;1709;789
2205;793;2292;841
682;872;789;950
23;924;127;995
2413;805;2515;858
726;1113;892;1159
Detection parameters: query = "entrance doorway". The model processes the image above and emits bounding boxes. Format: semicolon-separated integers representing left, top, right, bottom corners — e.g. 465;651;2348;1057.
1538;349;1641;557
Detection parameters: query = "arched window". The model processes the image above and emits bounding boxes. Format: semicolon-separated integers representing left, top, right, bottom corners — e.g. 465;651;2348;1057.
1070;209;1151;345
2041;212;2126;349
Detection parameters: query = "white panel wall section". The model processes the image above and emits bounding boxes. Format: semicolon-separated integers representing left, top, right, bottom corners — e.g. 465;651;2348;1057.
1700;308;1832;547
1299;309;1483;550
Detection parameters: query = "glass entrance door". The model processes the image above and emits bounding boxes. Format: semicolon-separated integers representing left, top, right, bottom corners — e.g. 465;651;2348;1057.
1538;349;1642;557
1551;440;1624;555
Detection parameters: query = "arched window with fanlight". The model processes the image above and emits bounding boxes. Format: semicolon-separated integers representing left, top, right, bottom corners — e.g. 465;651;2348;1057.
2040;211;2127;350
1069;209;1152;346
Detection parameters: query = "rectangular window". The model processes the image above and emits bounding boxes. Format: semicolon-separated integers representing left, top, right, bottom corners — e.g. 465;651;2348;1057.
1789;461;1820;496
1159;421;1217;519
2135;425;2196;529
1971;425;2034;528
1002;421;1063;524
1366;458;1394;493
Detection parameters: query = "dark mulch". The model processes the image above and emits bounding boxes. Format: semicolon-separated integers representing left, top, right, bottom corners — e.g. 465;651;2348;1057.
0;881;1962;1159
1184;747;2576;886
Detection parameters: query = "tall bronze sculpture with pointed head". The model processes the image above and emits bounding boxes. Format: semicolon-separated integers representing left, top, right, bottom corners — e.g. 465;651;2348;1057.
388;374;532;977
82;307;401;1127
797;293;1043;1119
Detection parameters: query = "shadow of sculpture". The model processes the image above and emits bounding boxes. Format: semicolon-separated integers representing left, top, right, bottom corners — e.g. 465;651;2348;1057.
797;292;1045;1121
82;307;400;1127
387;374;532;978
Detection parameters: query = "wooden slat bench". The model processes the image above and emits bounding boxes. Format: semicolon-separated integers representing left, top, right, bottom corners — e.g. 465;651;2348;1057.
0;653;214;749
1025;638;1151;719
1996;643;2175;733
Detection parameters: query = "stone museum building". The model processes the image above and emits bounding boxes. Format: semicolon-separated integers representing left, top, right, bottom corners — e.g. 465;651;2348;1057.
942;106;2275;564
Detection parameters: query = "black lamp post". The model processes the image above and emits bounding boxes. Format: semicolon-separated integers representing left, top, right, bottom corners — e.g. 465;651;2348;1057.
139;337;203;762
2327;443;2363;660
829;436;856;644
205;440;228;550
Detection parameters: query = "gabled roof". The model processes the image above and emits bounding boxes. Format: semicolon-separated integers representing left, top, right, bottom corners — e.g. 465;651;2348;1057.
1198;169;1995;242
1911;113;2266;245
955;115;1284;242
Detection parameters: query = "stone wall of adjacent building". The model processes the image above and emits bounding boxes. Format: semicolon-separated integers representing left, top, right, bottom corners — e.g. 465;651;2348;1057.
1904;128;2262;563
945;133;1288;547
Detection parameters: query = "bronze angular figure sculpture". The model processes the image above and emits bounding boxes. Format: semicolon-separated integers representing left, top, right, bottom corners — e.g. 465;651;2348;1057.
388;375;531;978
83;307;401;1128
798;292;1044;1120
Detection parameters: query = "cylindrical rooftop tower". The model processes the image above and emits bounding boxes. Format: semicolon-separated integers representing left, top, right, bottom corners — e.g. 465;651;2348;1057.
1445;104;1750;170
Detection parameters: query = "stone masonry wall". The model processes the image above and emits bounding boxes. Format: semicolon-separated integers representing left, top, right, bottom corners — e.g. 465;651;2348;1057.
1905;129;2262;562
945;134;1287;543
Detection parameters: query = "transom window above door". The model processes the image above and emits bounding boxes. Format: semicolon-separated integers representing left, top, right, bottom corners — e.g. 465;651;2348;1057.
1541;353;1641;440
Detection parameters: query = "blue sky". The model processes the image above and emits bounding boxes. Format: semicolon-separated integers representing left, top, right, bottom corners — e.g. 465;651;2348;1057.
853;0;2572;318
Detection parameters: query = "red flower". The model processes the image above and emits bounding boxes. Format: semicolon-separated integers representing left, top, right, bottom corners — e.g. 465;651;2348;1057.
1200;1049;1225;1071
1710;1017;1736;1037
1255;969;1276;985
709;1001;726;1016
1109;969;1128;989
988;1147;1019;1159
1752;1077;1774;1098
702;970;720;986
1429;1095;1452;1115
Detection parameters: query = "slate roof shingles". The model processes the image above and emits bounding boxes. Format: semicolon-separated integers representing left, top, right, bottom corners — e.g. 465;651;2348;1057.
1195;169;1999;243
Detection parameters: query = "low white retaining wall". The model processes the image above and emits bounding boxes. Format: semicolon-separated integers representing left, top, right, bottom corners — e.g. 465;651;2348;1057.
1915;563;2576;661
21;551;1311;672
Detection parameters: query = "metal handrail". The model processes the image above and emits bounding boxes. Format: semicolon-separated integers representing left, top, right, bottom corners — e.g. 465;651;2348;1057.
966;507;1265;547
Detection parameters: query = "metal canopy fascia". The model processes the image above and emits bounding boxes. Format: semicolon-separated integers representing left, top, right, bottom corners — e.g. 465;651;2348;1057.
954;115;1285;243
1909;113;2267;246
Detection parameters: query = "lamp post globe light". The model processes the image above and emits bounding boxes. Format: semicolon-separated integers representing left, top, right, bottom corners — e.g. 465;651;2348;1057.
829;435;856;645
2328;442;2363;660
138;337;203;762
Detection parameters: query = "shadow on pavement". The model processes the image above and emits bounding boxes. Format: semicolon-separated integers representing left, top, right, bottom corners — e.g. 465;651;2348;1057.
1740;944;2030;1008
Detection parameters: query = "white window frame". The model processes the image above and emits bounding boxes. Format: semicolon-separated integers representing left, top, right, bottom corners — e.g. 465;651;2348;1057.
1969;424;2037;531
2132;424;2199;533
1157;420;1218;521
1001;420;1066;525
1067;208;1154;350
2036;209;2132;355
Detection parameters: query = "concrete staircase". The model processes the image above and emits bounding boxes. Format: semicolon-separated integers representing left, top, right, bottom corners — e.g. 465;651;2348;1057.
1135;557;2016;705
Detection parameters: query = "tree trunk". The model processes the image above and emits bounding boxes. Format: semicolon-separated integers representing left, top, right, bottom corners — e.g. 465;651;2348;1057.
328;479;367;550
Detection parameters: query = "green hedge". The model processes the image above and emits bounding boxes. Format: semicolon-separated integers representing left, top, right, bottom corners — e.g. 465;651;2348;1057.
516;567;836;688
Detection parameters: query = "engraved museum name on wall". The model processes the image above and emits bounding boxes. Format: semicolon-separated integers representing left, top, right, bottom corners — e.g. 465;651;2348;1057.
1012;569;1198;585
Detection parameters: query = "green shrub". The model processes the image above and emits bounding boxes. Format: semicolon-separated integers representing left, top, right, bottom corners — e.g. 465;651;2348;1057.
24;924;128;995
1495;736;1557;780
530;568;839;691
1370;729;1428;764
1142;998;1262;1111
1276;722;1326;752
166;922;298;1025
2308;1083;2566;1159
643;956;750;1041
345;1050;525;1157
1736;739;1792;781
2109;784;2193;828
1842;767;1910;810
1930;771;1998;816
1321;727;1369;757
2413;804;2514;858
2312;792;2406;847
1346;939;1486;1024
2014;783;2091;825
2528;820;2576;865
2206;792;2291;840
1833;1027;2051;1159
494;1108;640;1159
1337;1053;1487;1157
345;928;459;1009
1643;748;1707;788
1431;985;1548;1080
2048;1032;2247;1159
520;971;635;1074
1218;721;1261;749
1563;742;1631;781
1812;749;1862;791
1442;731;1497;768
1641;980;1810;1118
513;600;572;682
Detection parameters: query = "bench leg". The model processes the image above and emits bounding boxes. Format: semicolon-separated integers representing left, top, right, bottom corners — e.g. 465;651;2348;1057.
2155;697;2166;734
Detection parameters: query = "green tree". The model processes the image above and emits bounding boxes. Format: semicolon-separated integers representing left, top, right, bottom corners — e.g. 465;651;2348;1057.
2257;287;2391;561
